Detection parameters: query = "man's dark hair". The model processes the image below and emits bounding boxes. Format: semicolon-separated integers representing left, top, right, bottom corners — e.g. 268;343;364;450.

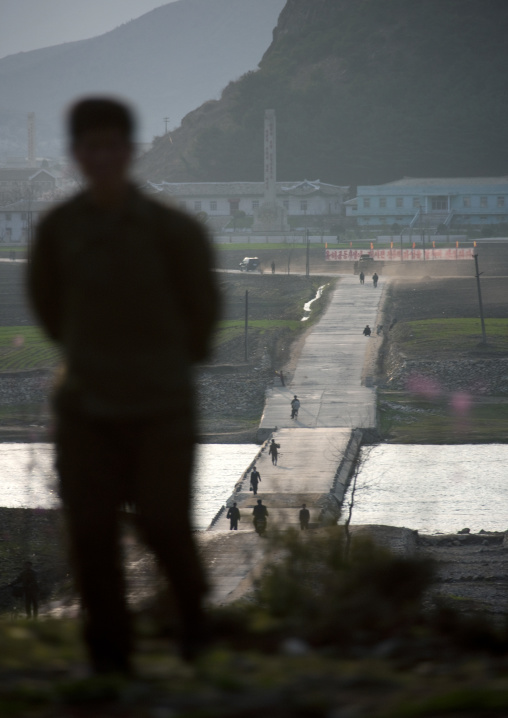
68;97;135;143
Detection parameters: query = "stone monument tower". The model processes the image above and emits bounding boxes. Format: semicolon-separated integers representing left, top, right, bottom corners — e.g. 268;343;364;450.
253;109;289;231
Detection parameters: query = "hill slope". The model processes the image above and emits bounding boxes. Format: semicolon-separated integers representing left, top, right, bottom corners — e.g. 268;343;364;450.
0;0;285;157
138;0;508;185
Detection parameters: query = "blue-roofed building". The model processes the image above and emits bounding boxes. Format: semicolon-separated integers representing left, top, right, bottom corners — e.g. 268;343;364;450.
345;177;508;231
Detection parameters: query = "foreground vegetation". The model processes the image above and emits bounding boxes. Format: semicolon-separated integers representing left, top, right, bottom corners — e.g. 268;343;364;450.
3;528;508;717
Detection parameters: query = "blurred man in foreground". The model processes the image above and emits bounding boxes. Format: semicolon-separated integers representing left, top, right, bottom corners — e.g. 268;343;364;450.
28;97;219;674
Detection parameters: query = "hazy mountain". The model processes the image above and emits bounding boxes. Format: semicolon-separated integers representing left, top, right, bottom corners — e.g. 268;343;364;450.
0;0;285;158
138;0;508;186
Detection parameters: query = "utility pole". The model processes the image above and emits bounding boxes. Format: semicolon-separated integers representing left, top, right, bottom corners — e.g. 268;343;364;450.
244;290;249;362
305;228;310;277
473;250;487;345
163;117;170;134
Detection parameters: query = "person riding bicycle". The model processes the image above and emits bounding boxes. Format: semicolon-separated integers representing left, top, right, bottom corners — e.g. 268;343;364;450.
291;395;300;419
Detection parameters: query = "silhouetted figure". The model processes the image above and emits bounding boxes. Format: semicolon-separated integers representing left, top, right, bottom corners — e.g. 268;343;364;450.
269;438;280;465
291;395;300;419
372;272;379;288
271;261;275;274
11;561;39;618
250;466;261;495
363;325;371;337
28;98;219;674
299;504;310;530
253;499;269;535
279;369;285;386
359;271;365;284
226;502;241;530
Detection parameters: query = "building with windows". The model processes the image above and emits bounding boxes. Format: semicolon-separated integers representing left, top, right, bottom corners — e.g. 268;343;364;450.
0;168;57;204
345;177;508;230
0;200;53;244
143;179;348;220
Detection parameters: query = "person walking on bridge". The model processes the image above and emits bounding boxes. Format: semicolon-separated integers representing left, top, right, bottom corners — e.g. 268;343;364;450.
363;325;371;337
299;504;310;530
291;395;300;419
269;438;280;465
226;502;241;530
253;499;269;535
359;271;365;284
250;465;261;495
372;272;379;288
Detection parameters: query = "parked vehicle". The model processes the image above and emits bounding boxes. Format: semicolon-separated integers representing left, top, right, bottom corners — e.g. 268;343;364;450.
239;257;261;272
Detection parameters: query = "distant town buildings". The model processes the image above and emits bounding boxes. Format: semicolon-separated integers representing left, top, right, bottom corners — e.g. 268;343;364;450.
143;179;348;223
0;200;53;244
0;168;56;204
345;177;508;231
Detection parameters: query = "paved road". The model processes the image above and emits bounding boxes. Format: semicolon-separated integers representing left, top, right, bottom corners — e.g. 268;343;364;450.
261;275;382;430
201;275;384;604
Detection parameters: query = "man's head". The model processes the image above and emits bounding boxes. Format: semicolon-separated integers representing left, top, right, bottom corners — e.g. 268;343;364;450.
233;502;237;507
68;97;135;193
257;499;262;505
302;503;306;509
24;561;32;568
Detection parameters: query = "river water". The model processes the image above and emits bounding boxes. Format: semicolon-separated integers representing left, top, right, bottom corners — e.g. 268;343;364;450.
3;442;508;535
0;443;258;531
344;444;508;534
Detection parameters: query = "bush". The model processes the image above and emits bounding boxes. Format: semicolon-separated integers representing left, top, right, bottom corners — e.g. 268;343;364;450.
252;527;434;648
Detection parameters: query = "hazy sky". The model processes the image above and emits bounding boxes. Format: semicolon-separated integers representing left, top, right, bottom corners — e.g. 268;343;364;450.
0;0;177;59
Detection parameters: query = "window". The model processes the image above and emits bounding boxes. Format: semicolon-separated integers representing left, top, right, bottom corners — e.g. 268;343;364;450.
21;212;27;219
210;201;217;211
5;228;11;240
300;200;308;211
229;200;239;213
480;216;488;220
463;197;471;208
497;196;505;207
396;197;403;208
379;197;386;208
380;217;386;223
363;198;370;208
5;213;11;220
283;200;289;210
412;197;420;208
252;200;259;210
480;196;488;208
194;201;201;211
431;196;447;210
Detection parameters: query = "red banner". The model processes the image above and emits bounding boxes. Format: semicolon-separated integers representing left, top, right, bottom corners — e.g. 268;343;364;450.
325;248;474;261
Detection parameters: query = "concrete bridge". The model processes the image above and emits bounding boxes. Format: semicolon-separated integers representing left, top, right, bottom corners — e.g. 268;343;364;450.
199;275;384;604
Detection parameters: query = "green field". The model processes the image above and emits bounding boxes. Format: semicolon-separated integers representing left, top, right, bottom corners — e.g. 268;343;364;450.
392;318;508;358
215;318;302;348
0;327;60;372
379;391;508;444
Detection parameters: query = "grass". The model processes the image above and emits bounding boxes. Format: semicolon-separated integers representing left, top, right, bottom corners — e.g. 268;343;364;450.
0;327;60;372
215;319;302;348
393;318;508;359
378;390;508;443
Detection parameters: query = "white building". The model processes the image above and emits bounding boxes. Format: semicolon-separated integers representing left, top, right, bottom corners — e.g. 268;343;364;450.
0;200;53;244
143;179;348;220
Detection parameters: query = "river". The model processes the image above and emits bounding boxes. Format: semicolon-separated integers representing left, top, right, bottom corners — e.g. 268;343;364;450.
3;442;508;535
344;444;508;534
0;443;258;531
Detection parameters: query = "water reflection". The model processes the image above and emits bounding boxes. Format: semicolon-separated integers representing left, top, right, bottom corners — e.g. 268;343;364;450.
345;444;508;534
0;443;258;531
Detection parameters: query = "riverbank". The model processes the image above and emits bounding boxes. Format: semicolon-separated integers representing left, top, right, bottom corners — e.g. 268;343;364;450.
374;277;508;443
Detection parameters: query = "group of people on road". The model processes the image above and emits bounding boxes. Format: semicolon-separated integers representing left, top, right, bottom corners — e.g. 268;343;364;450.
226;499;310;534
359;271;379;287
